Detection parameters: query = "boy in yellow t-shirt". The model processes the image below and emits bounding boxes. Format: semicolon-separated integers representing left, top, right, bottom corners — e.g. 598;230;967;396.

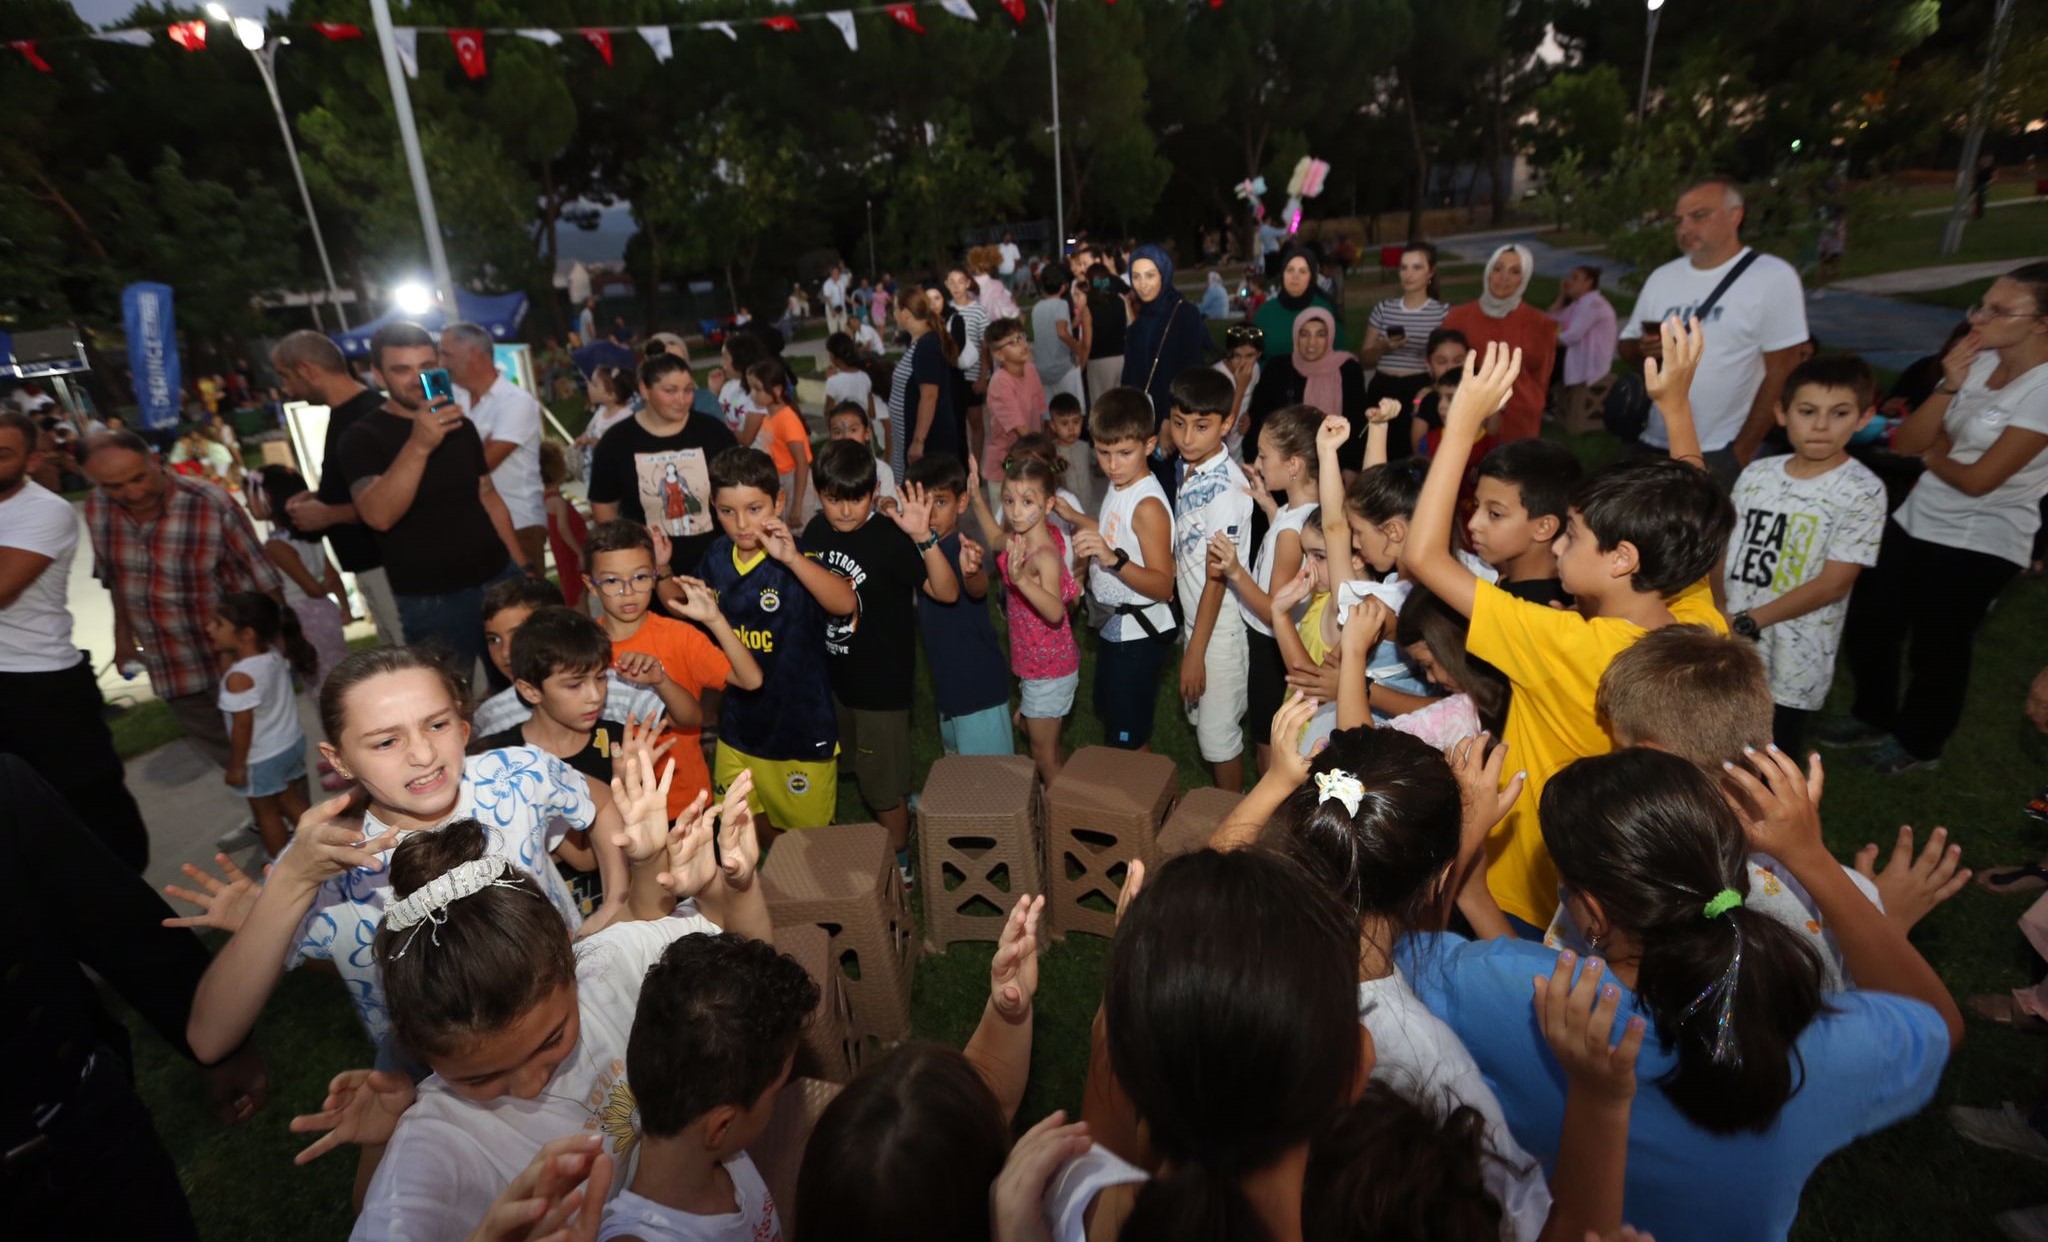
1402;321;1736;932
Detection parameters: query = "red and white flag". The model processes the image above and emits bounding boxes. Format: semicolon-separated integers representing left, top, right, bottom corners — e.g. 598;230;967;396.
10;40;51;72
391;27;418;78
311;22;362;41
166;20;207;51
942;0;979;19
580;30;614;65
888;4;927;34
639;26;673;62
825;11;858;50
998;0;1028;24
448;29;486;80
762;15;800;33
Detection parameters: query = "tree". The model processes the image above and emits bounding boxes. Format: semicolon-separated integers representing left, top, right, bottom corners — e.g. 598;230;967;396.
632;117;805;309
883;114;1028;269
1521;65;1630;173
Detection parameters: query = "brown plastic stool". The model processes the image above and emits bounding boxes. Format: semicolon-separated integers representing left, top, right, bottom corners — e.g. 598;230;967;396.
916;755;1041;951
1044;746;1178;940
772;923;860;1083
761;823;919;1044
1157;786;1246;860
748;1077;843;1217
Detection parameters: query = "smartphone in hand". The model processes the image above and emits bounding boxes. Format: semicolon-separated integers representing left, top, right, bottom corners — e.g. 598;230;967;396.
420;367;454;405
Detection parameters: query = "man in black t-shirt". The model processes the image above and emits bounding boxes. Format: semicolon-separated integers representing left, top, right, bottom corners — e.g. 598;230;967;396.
270;330;403;643
333;322;533;677
587;353;737;577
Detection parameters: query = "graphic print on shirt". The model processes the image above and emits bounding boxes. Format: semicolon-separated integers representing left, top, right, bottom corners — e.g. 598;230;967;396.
1729;506;1821;594
633;449;713;538
592;1062;640;1157
812;547;866;655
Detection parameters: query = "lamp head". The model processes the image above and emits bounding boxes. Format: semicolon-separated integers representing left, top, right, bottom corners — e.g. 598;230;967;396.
393;283;435;316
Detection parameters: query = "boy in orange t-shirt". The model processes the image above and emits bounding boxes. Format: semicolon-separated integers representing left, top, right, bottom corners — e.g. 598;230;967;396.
586;518;764;816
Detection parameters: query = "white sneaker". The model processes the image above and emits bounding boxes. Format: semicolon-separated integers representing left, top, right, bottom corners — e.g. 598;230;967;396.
1951;1103;2048;1164
215;817;259;853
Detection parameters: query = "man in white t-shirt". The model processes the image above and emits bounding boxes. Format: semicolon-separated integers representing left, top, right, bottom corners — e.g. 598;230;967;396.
0;410;150;869
1619;178;1808;483
821;263;849;336
444;322;548;577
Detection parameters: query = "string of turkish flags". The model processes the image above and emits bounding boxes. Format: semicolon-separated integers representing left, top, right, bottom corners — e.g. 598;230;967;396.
4;0;1227;76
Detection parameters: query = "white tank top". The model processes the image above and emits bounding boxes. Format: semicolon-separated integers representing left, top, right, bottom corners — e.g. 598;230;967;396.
1088;474;1176;641
1240;501;1314;637
272;535;328;605
1043;1144;1148;1242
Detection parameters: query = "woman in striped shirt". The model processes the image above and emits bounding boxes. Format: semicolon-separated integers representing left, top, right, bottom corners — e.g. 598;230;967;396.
1362;242;1451;459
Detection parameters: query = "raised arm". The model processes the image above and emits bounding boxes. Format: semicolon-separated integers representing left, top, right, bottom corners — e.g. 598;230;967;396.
1315;415;1361;589
1643;316;1707;469
963;895;1044;1123
1893;331;1978;456
1405;342;1522;617
760;518;857;617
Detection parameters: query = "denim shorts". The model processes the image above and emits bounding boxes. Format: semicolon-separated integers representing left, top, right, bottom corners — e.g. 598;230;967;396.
231;740;307;798
1018;671;1079;720
940;703;1015;756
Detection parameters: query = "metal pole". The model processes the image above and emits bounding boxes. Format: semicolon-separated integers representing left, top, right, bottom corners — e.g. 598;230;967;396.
1942;0;2016;257
1042;0;1065;254
1636;5;1661;129
866;199;877;275
254;40;349;329
368;0;456;308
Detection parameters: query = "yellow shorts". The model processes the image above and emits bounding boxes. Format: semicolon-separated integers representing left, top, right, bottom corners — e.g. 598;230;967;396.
714;740;839;830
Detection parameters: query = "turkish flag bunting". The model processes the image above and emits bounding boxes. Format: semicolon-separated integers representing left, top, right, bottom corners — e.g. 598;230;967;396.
166;20;207;51
448;29;487;79
999;0;1027;22
579;30;613;65
762;16;800;32
311;22;363;40
10;40;52;72
888;4;927;33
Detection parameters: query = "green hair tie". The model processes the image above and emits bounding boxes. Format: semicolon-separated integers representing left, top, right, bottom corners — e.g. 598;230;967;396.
1703;889;1744;920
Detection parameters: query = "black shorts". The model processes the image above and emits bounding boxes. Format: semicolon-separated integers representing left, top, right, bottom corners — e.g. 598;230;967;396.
1093;632;1173;749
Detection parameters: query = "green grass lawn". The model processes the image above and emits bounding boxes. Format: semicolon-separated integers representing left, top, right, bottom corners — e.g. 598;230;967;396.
1834;200;2048;281
1902;277;1998;312
120;436;2048;1238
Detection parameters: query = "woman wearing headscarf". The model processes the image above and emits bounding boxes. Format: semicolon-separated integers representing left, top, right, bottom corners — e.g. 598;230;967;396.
1440;243;1559;442
1199;270;1232;320
1251;245;1337;362
1244;306;1368;470
1119;244;1208;424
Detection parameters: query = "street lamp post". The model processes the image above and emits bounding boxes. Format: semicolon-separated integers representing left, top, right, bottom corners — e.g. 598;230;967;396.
1942;0;2018;256
866;198;877;276
367;0;457;310
1636;0;1665;130
207;7;349;327
1041;0;1065;256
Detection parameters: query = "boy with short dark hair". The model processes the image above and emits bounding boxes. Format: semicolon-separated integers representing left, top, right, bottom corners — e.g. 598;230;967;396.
905;452;1014;757
1404;335;1735;933
803;440;961;862
584;519;763;820
1045;392;1101;516
474;575;665;736
603;932;820;1242
1166;367;1252;789
825;400;898;512
1722;354;1885;757
700;447;857;831
1061;388;1177;750
1470;438;1583;607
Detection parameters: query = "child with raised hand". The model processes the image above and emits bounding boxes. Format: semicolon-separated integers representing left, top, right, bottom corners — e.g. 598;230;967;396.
907;452;1014;758
178;646;645;1069
790;895;1045;1240
743;358;814;525
1404;746;1960;1242
313;753;771;1242
1209;402;1321;773
993;451;1082;784
700;447;856;833
600;932;820;1242
207;591;319;858
803;441;961;862
1401;338;1735;936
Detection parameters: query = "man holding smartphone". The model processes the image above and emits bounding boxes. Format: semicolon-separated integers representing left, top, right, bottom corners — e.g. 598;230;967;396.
333;321;533;678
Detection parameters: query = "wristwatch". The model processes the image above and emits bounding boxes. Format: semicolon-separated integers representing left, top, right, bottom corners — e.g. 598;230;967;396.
1731;611;1761;641
1933;378;1960;395
1111;547;1132;574
916;532;940;553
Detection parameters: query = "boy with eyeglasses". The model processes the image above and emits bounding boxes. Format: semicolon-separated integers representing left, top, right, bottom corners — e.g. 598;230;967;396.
584;518;763;819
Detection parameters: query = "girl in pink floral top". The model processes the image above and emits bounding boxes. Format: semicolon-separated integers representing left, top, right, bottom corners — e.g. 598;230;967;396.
995;454;1082;784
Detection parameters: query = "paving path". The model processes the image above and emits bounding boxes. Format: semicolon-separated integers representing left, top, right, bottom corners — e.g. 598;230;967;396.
1832;257;2045;296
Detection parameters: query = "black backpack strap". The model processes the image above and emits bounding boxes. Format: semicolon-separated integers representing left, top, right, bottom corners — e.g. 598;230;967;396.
1693;248;1762;321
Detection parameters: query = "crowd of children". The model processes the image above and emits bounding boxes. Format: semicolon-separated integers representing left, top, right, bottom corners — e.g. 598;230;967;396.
143;259;2048;1242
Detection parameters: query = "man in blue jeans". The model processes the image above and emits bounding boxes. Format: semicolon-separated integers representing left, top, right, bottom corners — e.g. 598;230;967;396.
332;322;535;679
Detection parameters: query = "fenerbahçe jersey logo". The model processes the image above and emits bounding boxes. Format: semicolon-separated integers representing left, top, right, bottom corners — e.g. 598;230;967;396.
759;587;782;613
787;771;810;796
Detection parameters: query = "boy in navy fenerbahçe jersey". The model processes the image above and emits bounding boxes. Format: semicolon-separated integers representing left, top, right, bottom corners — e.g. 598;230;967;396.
698;446;858;830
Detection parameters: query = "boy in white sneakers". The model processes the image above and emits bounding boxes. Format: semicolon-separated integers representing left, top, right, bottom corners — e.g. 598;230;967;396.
1167;368;1254;791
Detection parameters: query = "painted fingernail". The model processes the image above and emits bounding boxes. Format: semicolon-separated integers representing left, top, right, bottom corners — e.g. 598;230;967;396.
1743;745;1757;755
1603;983;1620;1000
1558;950;1576;965
1586;958;1603;974
1767;743;1782;753
1722;760;1737;770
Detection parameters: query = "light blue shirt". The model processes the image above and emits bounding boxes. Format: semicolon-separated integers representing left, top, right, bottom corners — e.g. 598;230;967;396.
1398;931;1948;1242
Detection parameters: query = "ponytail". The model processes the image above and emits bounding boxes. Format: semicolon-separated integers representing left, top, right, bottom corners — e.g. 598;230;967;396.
1541;749;1826;1135
277;604;320;683
902;288;958;367
1124;1160;1270;1242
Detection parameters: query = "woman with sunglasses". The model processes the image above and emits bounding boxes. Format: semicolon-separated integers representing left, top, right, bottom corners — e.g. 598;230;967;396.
1830;263;2048;774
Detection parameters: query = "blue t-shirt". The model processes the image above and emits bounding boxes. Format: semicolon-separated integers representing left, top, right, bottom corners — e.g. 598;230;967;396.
1397;932;1948;1242
915;530;1010;718
699;536;837;762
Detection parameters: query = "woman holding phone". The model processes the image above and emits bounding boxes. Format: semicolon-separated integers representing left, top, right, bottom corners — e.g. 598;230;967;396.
1360;242;1450;460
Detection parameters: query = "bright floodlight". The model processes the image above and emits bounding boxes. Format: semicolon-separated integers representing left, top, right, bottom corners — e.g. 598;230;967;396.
233;17;264;50
205;3;230;20
1646;0;1665;9
393;282;435;316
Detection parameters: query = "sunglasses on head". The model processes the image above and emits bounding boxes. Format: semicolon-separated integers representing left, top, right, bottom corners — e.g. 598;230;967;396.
1225;324;1265;352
